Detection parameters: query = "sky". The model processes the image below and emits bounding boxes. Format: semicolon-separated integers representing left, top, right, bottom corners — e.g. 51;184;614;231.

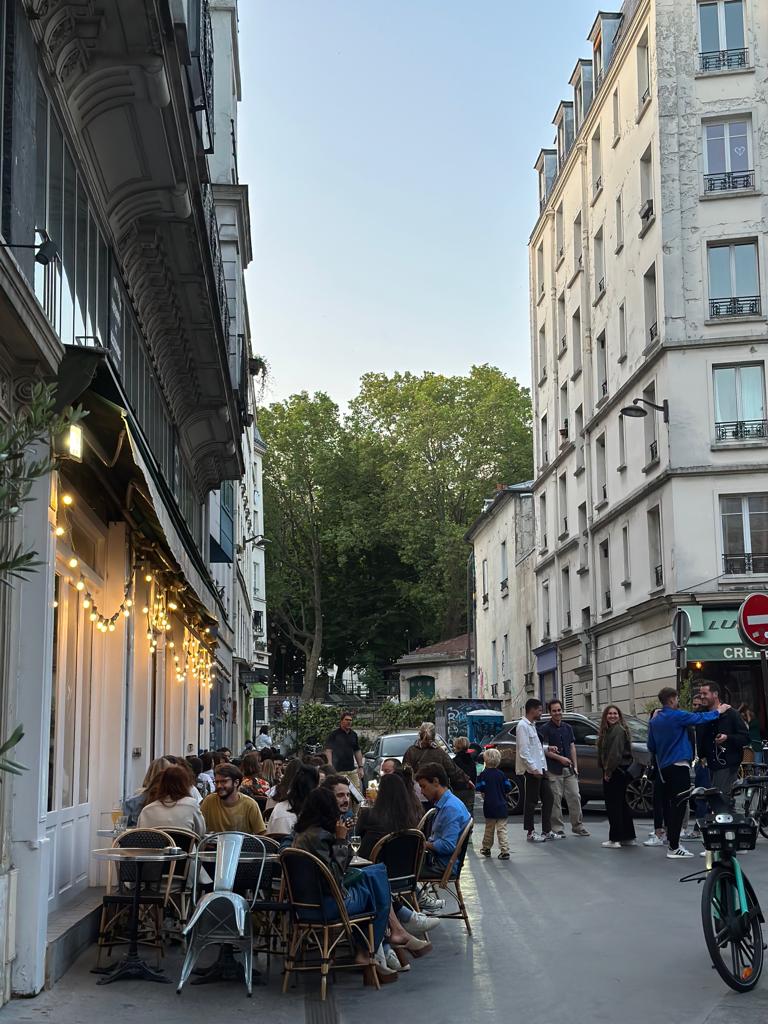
238;0;601;407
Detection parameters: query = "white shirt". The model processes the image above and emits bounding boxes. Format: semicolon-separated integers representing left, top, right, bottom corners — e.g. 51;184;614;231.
256;734;273;751
516;718;547;775
266;800;296;836
137;795;206;837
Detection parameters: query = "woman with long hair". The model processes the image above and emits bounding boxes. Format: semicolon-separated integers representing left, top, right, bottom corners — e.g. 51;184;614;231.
122;757;172;825
137;764;205;836
597;705;636;848
240;751;270;799
291;788;428;983
267;764;319;835
356;773;420;859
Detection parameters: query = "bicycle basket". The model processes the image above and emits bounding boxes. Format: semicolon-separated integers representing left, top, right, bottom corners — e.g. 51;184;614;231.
701;817;757;853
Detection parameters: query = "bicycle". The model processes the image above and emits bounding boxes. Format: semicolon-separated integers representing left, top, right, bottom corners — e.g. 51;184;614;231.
742;769;768;840
680;778;766;992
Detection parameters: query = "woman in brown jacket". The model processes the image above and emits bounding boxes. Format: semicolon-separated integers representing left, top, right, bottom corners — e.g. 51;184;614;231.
403;722;474;806
596;705;636;848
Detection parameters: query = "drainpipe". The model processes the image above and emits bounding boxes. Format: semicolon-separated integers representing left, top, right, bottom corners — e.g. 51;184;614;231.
466;551;474;698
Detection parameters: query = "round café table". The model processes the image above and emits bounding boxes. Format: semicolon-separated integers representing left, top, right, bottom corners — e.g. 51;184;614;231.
91;846;186;984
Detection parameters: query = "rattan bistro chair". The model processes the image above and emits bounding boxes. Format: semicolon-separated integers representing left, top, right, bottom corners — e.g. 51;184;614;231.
417;807;437;838
416;821;473;934
280;848;379;1002
369;829;425;912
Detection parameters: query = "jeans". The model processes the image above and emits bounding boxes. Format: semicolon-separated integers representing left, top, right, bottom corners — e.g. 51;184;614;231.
523;773;553;834
603;770;636;843
481;818;509;854
754;749;764;766
659;763;690;850
548;768;584;832
313;862;391;951
711;765;740;803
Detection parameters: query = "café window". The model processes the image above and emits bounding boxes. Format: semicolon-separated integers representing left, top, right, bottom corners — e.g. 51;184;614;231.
713;364;766;441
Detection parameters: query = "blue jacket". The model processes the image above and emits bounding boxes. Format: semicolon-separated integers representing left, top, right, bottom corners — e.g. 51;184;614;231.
476;767;511;819
430;789;471;871
647;706;720;770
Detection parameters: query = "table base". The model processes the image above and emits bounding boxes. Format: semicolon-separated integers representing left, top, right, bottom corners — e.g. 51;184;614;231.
96;953;169;985
190;946;263;986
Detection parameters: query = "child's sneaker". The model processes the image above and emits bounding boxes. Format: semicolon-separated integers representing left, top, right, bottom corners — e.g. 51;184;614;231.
498;852;510;860
480;848;491;857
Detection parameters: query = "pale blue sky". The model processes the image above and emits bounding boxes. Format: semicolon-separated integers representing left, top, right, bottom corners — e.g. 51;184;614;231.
239;0;600;405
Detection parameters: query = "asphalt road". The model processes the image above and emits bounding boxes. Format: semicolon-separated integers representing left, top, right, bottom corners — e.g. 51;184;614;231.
3;806;768;1024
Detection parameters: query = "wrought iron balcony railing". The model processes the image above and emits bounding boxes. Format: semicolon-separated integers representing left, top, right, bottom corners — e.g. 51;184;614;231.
709;295;761;318
715;419;768;442
189;0;214;154
654;564;663;587
202;183;231;342
649;440;658;461
723;553;768;575
649;321;658;342
699;48;749;72
704;169;755;192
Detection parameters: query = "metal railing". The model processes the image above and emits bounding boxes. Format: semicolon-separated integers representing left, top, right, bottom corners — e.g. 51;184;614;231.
704;169;755;192
709;296;761;318
722;553;768;575
699;48;749;72
201;183;231;342
604;590;612;610
640;85;651;105
715;419;768;441
654;564;664;587
562;516;568;534
598;276;606;294
189;0;214;154
560;334;567;351
649;440;658;461
565;610;572;628
649;321;658;342
593;175;603;195
601;482;607;501
500;577;509;592
601;380;608;396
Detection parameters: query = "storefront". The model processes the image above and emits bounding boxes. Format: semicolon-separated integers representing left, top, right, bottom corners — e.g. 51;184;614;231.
682;605;767;728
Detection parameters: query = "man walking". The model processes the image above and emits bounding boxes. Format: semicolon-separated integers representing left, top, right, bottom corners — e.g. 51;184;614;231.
647;687;730;859
539;699;590;837
696;681;749;798
324;711;364;791
516;698;556;842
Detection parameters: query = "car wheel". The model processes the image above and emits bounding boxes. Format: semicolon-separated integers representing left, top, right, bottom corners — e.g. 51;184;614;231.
505;775;524;815
626;776;653;817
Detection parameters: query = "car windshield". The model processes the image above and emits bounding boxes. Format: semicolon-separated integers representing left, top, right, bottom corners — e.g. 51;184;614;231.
381;734;417;757
587;714;648;743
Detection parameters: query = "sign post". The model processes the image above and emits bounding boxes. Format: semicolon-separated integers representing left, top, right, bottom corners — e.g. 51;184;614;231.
671;608;692;691
737;595;768;712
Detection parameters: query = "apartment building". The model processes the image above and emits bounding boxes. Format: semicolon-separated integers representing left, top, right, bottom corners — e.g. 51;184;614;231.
529;0;768;719
465;483;537;719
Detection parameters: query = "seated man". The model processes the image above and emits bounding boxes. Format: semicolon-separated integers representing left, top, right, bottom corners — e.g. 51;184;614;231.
200;763;267;835
321;774;355;823
414;764;471;877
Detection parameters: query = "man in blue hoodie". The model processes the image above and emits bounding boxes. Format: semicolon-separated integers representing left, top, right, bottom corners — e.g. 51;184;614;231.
647;686;730;859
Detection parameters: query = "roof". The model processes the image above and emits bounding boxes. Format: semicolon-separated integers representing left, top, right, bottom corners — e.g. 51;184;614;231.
463;481;534;543
396;633;470;667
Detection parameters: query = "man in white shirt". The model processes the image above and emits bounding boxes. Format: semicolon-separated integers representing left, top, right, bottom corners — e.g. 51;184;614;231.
515;698;556;843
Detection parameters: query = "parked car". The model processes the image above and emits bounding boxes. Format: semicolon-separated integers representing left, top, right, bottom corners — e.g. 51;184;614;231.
483;713;653;816
362;730;451;786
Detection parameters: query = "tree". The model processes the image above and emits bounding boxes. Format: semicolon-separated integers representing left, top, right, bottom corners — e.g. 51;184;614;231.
349;365;532;639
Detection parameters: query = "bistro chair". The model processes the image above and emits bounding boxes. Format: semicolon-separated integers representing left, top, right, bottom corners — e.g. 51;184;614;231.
95;828;177;970
416;821;473;934
369;829;425;912
160;828;200;939
417;807;437;838
280;847;378;1002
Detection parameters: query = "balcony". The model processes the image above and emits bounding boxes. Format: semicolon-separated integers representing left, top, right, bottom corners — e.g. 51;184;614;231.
500;578;509;594
654;564;664;588
593;176;603;197
189;0;215;154
709;296;762;319
699;48;749;72
565;610;572;629
604;590;612;610
598;277;606;296
600;380;608;397
723;553;768;575
715;419;768;442
704;170;755;193
649;321;658;343
649;440;658;461
560;335;567;353
202;184;231;343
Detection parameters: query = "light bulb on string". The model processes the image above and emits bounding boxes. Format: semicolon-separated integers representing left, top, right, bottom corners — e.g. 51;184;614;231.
76;580;85;592
61;494;73;506
145;573;152;583
68;557;78;569
125;599;133;608
55;526;65;537
142;606;149;615
123;609;130;618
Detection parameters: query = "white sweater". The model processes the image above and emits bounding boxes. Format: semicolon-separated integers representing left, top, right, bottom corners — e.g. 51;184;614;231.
137;795;206;837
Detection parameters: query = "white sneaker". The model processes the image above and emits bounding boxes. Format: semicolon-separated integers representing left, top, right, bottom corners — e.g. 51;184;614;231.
545;831;565;841
418;892;445;912
404;911;440;935
384;948;409;972
602;840;622;849
680;829;697;840
527;831;548;843
643;834;665;847
666;846;694;859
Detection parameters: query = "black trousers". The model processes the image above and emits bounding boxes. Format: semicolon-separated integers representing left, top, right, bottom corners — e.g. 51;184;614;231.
660;764;690;850
523;772;553;834
603;770;636;842
653;774;665;831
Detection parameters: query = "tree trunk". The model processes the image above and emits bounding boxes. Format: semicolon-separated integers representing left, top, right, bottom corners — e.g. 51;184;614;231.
302;624;323;700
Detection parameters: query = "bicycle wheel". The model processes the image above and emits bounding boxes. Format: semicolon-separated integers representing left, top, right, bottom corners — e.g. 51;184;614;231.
701;863;764;992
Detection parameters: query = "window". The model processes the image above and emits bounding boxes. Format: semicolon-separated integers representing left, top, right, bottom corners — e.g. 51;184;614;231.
591;128;603;195
541;413;549;466
539;493;548;551
704;119;753;192
594;228;605;297
644;263;658;346
538;325;547;380
482;558;489;605
578;502;588;571
502;633;510;687
573;212;583;271
562;566;572;630
618;414;626;468
615;192;624;250
621;523;631;583
541;581;551;638
639;145;654;228
572;308;582;375
713;364;766;439
721;495;768;574
644;381;659;464
618;301;627;360
612;88;620;141
557;294;567;353
575;406;585;470
637;28;650;108
596;330;607;399
596;434;607;504
599;539;611;610
556;204;564;260
707;242;760;318
698;1;747;71
537;244;545;297
210;480;234;562
648;506;663;587
559;381;569;438
500;540;509;588
559;474;568;537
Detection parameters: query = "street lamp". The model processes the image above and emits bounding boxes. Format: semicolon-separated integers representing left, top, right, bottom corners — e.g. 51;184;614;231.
0;235;59;266
241;534;271;548
620;397;670;423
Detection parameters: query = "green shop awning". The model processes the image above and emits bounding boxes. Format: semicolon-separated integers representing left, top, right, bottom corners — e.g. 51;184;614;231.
682;605;761;662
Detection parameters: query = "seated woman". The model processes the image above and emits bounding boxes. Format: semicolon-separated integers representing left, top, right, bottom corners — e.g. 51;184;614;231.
291;788;428;982
267;764;319;835
357;773;420;859
137;764;206;836
123;757;171;825
240;751;270;800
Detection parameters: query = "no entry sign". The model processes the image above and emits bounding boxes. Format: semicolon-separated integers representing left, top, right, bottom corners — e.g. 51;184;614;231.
738;594;768;649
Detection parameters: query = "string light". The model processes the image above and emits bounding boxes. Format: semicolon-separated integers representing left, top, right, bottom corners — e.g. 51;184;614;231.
55;526;65;537
75;580;85;592
61;494;73;506
68;557;78;569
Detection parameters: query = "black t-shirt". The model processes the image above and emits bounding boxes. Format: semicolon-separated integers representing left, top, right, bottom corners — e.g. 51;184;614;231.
326;727;360;770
